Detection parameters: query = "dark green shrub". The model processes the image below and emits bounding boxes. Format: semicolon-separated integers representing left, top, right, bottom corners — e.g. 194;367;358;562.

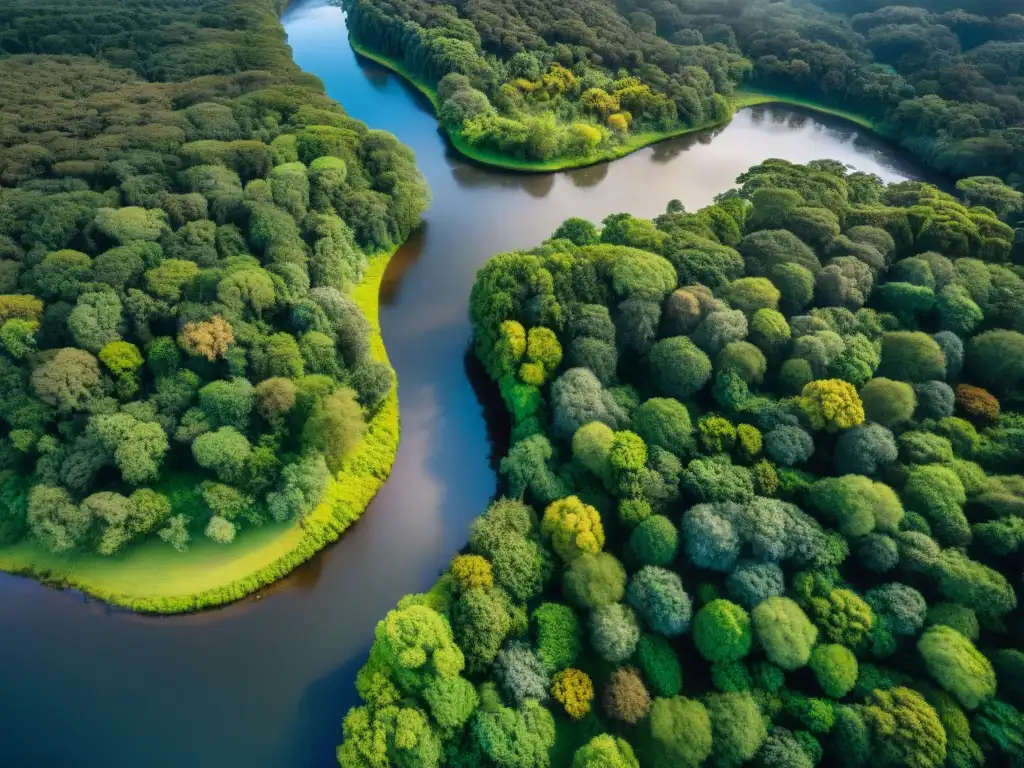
637;634;683;697
649;337;712;400
629;515;678;567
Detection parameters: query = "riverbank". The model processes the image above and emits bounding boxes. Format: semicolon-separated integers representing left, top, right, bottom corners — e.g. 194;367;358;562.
349;37;737;172
0;247;403;614
733;89;877;131
349;36;882;172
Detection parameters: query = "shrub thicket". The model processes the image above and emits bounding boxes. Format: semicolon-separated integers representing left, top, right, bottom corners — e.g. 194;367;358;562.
340;160;1024;768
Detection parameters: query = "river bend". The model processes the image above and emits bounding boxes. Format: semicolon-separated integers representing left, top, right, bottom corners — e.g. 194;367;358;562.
0;2;926;765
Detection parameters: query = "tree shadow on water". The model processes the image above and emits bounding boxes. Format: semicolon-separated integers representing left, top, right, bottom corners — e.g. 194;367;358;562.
380;222;428;307
286;652;369;768
566;162;609;189
450;163;557;198
464;345;510;473
648;123;727;165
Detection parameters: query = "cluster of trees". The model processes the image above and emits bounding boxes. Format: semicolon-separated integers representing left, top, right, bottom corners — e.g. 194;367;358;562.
342;0;748;162
0;0;300;82
0;0;428;557
337;160;1024;768
619;0;1024;185
346;0;1024;185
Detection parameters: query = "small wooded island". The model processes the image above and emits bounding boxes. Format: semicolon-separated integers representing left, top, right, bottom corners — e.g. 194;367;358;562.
0;0;428;611
338;160;1024;768
343;0;1024;178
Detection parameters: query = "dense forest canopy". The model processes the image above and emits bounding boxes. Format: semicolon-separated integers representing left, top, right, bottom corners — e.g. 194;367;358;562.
815;1;1019;15
342;0;750;162
344;0;1024;183
647;0;1024;184
337;161;1024;768
0;0;299;81
0;0;428;556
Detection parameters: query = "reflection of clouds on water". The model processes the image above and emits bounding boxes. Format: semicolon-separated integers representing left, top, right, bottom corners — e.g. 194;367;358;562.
380;383;446;531
738;105;930;184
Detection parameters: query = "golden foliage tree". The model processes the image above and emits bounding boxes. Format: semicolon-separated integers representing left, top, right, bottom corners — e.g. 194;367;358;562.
552;668;594;721
179;315;234;361
541;495;605;562
800;378;865;431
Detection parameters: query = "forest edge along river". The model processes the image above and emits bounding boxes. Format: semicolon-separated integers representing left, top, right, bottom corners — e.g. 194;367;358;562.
0;1;932;766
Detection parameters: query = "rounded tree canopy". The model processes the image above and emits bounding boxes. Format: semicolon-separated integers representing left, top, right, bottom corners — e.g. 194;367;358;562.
649;337;712;400
752;597;817;671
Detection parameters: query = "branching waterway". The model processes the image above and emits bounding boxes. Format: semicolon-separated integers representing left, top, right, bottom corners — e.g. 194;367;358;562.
0;1;929;765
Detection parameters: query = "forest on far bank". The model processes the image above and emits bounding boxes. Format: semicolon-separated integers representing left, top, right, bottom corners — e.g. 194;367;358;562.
0;0;428;560
343;0;1024;182
337;160;1024;768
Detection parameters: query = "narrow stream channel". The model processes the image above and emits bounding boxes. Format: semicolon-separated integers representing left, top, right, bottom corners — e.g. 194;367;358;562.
0;2;929;765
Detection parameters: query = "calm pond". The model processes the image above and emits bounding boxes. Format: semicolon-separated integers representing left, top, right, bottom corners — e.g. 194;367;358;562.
0;1;930;765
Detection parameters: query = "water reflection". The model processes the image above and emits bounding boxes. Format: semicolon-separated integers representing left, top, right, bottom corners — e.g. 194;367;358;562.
650;138;689;164
379;223;428;306
521;173;557;198
464;349;512;471
0;1;932;767
450;164;557;196
262;545;327;597
650;126;724;163
567;162;609;188
362;64;391;90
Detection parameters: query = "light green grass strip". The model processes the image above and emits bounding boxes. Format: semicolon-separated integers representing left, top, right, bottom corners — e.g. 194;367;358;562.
0;249;402;613
729;89;877;131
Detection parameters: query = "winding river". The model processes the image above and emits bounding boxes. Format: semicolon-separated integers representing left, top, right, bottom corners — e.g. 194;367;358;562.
0;2;932;766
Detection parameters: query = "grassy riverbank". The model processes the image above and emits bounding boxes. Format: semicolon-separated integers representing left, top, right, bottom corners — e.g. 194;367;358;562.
0;248;402;614
350;37;881;171
733;89;878;131
349;37;736;172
